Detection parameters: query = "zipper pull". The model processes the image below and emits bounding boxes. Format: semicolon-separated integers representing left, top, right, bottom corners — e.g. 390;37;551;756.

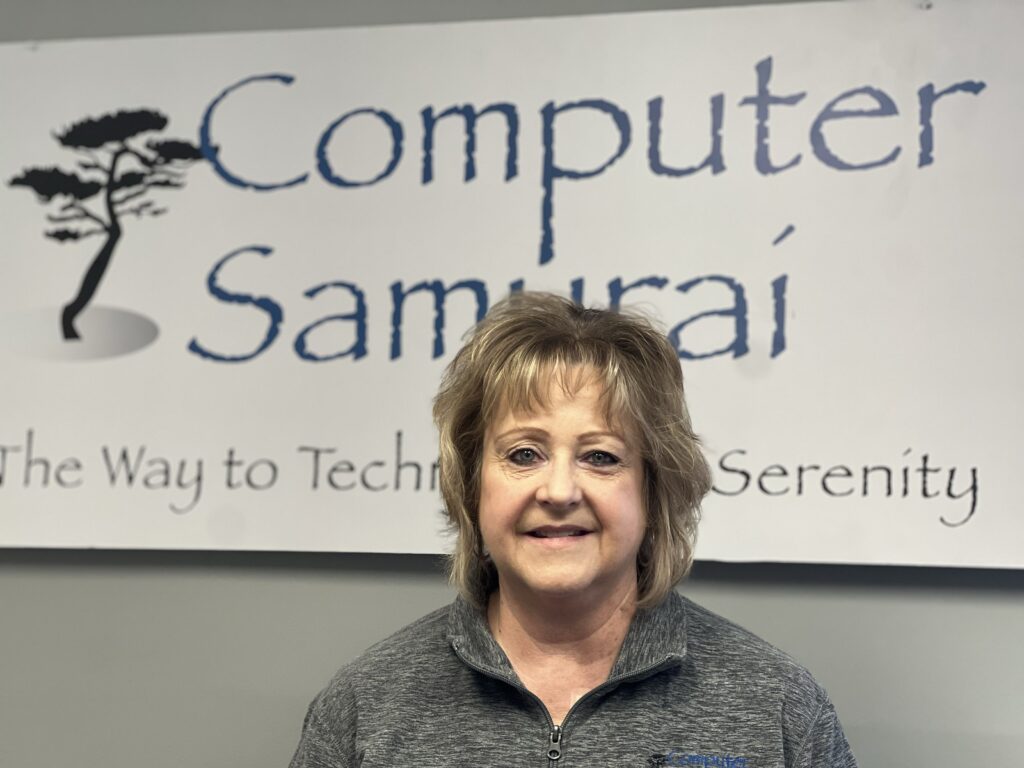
547;725;562;761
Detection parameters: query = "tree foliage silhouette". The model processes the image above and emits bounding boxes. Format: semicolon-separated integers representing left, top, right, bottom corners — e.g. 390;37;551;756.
9;109;203;340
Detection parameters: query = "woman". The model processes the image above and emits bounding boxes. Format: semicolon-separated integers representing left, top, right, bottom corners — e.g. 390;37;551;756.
290;292;857;767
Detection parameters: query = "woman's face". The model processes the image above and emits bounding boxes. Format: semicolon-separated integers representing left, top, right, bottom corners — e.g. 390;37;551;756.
478;371;646;608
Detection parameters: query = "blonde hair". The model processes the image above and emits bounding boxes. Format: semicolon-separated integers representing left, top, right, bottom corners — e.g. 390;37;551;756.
433;292;711;610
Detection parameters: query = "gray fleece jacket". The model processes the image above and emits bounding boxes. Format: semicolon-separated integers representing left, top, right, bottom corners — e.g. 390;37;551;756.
289;591;857;767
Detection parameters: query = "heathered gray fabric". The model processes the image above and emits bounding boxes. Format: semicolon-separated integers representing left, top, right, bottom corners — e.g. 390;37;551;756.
289;592;857;767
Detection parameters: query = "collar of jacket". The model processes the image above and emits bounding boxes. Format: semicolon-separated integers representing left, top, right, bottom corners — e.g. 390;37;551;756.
445;590;688;685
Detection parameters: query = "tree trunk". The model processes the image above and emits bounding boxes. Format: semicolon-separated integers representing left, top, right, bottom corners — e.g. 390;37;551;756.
61;225;120;341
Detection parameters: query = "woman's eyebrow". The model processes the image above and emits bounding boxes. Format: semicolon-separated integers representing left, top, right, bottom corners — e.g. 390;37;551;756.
577;430;624;440
492;427;549;443
492;428;626;444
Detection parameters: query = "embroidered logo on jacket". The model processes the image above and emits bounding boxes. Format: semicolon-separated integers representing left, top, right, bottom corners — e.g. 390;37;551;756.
647;751;749;768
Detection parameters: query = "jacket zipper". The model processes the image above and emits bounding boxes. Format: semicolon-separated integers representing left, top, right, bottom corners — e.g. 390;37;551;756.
452;641;681;766
452;644;560;763
547;725;562;761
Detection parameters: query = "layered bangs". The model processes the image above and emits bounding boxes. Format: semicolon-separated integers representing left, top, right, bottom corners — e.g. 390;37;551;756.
479;342;634;442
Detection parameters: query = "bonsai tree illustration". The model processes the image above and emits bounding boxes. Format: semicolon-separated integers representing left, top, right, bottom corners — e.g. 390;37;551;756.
9;109;203;340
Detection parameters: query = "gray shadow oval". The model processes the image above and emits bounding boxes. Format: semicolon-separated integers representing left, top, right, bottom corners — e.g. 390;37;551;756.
1;306;160;361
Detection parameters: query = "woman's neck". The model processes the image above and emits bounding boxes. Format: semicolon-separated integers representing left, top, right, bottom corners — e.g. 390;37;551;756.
486;583;638;724
487;581;637;667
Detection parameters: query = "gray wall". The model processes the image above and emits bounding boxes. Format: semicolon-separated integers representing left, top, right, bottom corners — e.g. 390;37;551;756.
3;551;1022;767
2;2;1022;767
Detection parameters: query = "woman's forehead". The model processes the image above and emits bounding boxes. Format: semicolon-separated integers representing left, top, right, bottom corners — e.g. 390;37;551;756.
486;365;634;438
490;362;598;411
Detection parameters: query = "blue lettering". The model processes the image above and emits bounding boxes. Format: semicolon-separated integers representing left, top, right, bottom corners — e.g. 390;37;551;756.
772;224;795;246
389;279;488;359
317;108;404;187
188;245;283;362
608;275;669;310
739;57;806;174
421;103;519;183
507;276;584;303
668;275;749;360
658;751;748;768
648;94;725;176
540;99;631;264
294;281;368;361
917;79;987;167
810;86;901;170
771;273;787;358
570;277;585;305
199;74;308;191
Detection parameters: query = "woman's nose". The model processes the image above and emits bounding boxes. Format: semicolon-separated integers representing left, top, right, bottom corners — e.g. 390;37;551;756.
537;456;582;508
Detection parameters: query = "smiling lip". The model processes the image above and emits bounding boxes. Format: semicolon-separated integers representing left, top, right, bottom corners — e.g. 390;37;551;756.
525;526;592;539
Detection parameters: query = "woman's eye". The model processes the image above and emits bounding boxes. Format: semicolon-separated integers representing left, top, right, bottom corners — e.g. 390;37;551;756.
508;447;540;466
585;451;620;467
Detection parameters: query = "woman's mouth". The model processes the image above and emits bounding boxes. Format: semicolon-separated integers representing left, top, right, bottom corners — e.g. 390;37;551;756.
527;526;590;538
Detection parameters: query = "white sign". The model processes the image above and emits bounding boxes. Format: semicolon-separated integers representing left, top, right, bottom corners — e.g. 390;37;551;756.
1;0;1020;567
